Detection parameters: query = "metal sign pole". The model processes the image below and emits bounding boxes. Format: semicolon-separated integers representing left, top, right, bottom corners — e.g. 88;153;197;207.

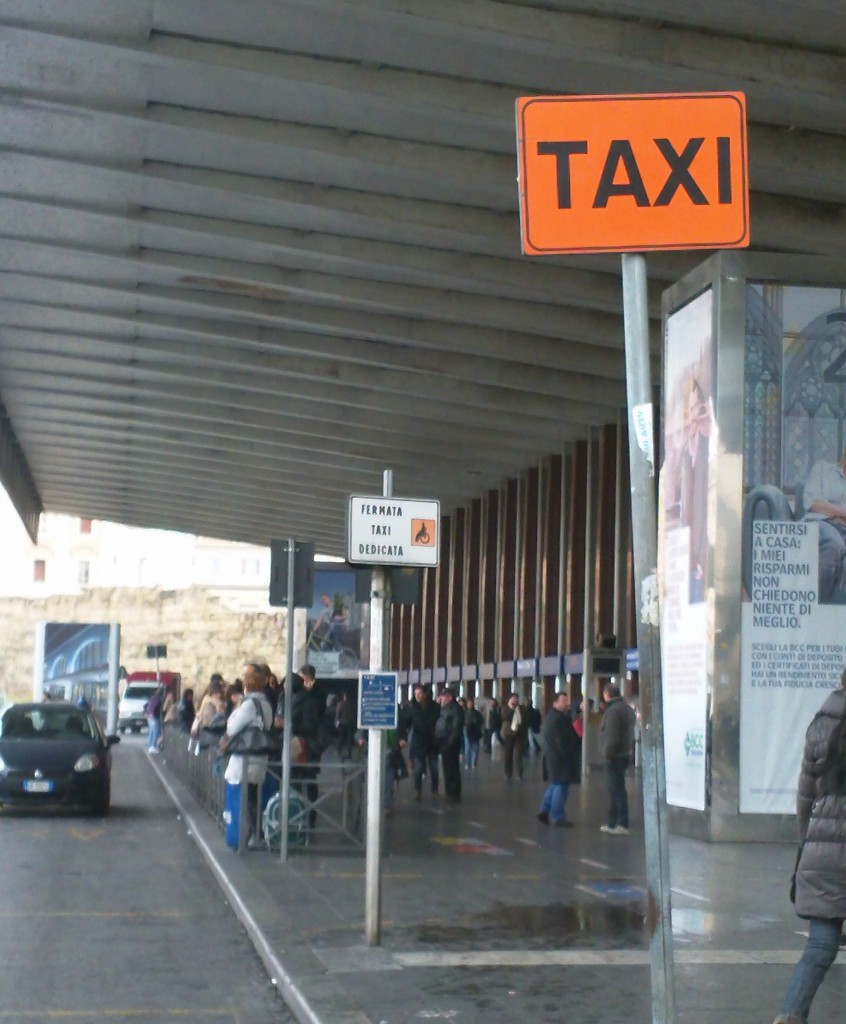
365;470;392;946
581;427;595;778
106;623;120;735
280;537;296;863
621;253;676;1024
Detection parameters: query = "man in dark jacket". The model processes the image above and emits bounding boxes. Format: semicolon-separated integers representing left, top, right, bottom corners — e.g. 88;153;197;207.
291;664;325;828
435;689;464;802
598;683;636;835
537;692;580;827
404;684;440;800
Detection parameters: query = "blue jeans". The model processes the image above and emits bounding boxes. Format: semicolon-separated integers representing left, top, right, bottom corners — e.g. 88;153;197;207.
412;750;439;795
606;756;630;828
781;916;843;1019
147;717;161;751
464;737;480;768
539;781;570;824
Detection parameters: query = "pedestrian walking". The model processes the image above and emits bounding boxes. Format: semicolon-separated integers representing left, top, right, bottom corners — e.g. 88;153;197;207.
772;674;846;1024
435;688;464;802
500;693;528;781
537;691;580;827
404;684;440;800
463;697;483;770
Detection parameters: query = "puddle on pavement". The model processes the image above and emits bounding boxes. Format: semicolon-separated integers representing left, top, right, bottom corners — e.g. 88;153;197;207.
416;899;645;949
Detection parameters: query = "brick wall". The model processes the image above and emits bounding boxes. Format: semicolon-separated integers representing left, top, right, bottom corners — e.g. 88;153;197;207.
0;587;289;702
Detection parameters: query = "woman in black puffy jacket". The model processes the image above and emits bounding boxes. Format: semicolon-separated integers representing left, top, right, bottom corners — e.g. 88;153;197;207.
773;679;846;1024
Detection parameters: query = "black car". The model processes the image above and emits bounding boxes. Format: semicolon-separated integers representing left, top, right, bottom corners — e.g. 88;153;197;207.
0;702;119;815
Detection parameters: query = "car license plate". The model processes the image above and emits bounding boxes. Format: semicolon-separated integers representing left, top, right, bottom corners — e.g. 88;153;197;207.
23;780;53;793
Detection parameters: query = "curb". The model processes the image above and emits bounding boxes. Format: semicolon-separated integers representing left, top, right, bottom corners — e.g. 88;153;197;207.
146;752;324;1024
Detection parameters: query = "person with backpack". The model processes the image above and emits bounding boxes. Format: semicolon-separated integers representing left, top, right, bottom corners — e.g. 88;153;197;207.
772;671;846;1024
222;663;274;848
190;678;226;751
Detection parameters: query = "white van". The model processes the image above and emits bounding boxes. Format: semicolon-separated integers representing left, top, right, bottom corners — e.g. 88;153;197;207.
117;682;159;734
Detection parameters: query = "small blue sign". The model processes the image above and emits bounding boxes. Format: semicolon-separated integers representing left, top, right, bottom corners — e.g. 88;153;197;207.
358;672;398;729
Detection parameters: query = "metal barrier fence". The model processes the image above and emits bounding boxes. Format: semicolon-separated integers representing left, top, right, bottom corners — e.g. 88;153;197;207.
160;726;366;855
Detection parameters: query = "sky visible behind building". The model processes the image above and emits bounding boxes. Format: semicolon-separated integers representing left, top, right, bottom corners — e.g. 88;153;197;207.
0;483;273;609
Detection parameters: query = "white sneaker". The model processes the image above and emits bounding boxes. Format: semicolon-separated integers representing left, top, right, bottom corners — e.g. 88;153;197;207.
609;825;629;836
599;824;613;833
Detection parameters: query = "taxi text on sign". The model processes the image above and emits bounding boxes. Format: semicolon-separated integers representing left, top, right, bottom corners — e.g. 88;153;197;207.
516;92;749;255
347;495;440;568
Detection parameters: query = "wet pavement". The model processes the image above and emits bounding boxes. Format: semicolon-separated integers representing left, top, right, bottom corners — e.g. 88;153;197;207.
0;737;295;1024
147;741;846;1024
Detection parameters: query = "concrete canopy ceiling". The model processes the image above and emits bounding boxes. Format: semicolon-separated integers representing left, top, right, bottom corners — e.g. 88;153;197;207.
1;0;846;554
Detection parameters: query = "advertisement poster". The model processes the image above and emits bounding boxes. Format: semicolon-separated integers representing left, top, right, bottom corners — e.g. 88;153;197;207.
740;285;846;812
37;622;115;707
659;289;713;810
305;568;369;679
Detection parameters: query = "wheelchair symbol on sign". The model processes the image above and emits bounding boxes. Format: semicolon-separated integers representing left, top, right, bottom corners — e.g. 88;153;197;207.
411;519;435;546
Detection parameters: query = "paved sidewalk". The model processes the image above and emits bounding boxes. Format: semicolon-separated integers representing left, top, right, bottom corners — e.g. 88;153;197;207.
149;746;846;1024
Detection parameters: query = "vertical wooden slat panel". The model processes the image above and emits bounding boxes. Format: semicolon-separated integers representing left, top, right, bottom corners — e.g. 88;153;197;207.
566;442;588;654
391;601;403;668
500;478;518;661
594;424;619;638
521;467;540;657
542;455;563;655
422;567;436;671
450;508;465;667
465;499;481;665
436;515;452;668
482;488;499;664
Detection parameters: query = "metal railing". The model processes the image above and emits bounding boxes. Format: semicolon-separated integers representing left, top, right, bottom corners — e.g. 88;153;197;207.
160;726;366;855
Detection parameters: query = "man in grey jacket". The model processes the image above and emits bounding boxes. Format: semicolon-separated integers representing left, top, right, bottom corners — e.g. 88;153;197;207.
598;683;636;836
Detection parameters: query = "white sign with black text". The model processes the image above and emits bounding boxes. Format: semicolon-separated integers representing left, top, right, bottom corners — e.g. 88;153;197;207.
347;495;440;567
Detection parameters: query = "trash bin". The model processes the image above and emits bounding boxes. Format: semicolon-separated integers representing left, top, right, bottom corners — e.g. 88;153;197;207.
223;781;241;850
222;773;280;850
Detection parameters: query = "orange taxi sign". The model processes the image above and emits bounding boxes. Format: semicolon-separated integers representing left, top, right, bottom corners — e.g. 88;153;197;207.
516;92;749;255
